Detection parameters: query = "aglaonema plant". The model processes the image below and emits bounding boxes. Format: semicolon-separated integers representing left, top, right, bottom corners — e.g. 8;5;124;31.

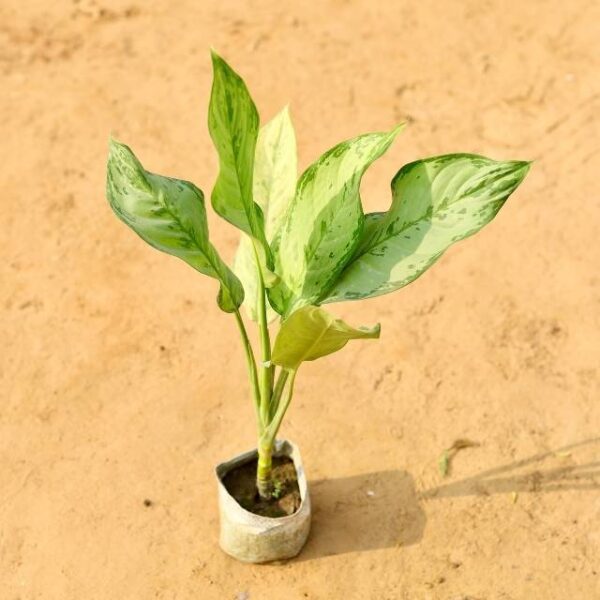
106;51;530;500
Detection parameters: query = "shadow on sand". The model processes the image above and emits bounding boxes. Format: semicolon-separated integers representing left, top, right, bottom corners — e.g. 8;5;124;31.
296;469;425;561
422;437;600;500
294;438;599;561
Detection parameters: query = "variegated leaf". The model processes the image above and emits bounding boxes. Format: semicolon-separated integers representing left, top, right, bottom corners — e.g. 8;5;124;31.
208;51;274;284
233;106;297;322
269;126;404;316
106;139;244;313
321;154;530;303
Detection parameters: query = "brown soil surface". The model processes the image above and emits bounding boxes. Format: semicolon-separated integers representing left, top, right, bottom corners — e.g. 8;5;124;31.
222;455;301;518
2;1;599;599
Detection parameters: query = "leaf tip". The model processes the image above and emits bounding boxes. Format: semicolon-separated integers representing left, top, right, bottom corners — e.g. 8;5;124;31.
357;322;381;339
372;323;382;338
107;137;135;165
280;103;293;121
391;122;408;137
379;123;405;151
516;159;533;170
108;136;139;163
210;48;229;74
107;134;121;151
508;159;533;184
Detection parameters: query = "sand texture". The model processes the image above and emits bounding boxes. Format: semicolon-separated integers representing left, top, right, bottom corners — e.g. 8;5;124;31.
1;0;599;598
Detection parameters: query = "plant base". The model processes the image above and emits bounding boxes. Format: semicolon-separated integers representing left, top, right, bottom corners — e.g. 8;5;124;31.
223;454;301;517
215;439;311;563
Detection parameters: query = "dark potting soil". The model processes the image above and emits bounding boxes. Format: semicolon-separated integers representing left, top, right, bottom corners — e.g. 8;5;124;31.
222;455;301;518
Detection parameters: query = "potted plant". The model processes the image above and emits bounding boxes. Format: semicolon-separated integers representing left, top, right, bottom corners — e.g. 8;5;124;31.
106;51;530;563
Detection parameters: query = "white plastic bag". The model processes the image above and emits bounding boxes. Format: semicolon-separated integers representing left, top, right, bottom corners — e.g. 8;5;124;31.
215;439;311;563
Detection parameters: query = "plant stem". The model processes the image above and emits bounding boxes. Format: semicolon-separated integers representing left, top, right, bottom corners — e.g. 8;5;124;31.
256;371;296;500
252;247;274;431
256;440;274;499
269;368;289;420
264;369;297;441
256;280;273;426
252;246;276;498
234;309;262;432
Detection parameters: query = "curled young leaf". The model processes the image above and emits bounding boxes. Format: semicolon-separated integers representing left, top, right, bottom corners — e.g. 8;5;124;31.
271;305;380;371
321;154;531;304
106;138;244;312
208;50;274;285
233;234;279;323
233;106;297;322
254;105;298;240
269;125;404;317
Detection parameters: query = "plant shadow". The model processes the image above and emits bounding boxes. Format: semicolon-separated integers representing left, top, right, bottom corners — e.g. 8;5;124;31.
422;437;600;500
291;438;600;562
296;469;426;561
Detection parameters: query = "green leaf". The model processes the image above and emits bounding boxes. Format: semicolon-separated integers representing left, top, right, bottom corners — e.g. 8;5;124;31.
208;50;274;284
106;138;244;313
321;154;531;304
271;305;380;371
233;107;297;322
269;126;404;316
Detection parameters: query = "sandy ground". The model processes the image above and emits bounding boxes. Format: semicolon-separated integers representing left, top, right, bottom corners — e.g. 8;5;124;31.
2;0;599;598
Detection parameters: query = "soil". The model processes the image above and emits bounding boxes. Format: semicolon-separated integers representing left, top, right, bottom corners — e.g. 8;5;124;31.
2;1;599;599
222;456;301;518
